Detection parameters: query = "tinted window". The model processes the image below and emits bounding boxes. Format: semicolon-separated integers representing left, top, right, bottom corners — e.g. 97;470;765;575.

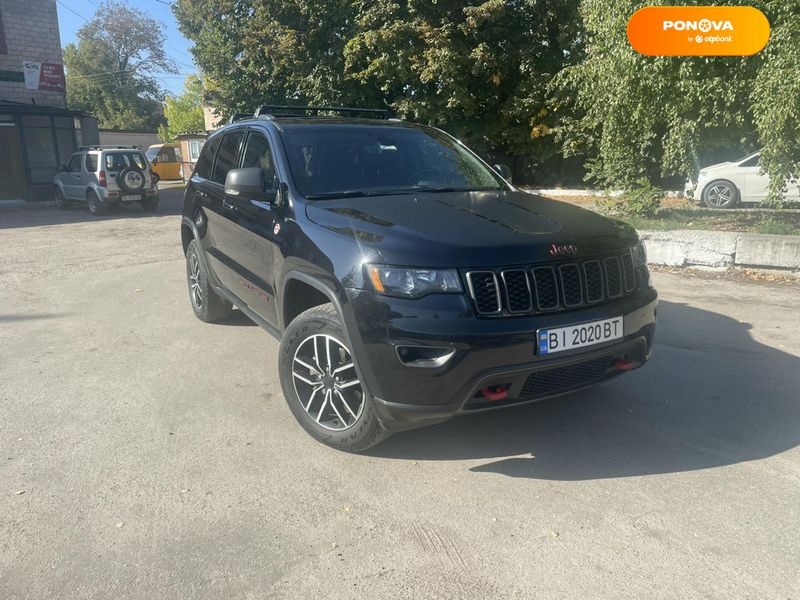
194;135;220;179
85;154;98;172
740;155;759;168
241;132;277;189
212;131;244;184
281;125;505;198
104;152;146;171
66;155;82;172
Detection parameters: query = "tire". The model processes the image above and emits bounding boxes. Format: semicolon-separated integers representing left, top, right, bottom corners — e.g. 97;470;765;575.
54;187;70;210
118;166;146;194
185;239;232;322
702;179;738;209
142;197;158;212
279;304;389;452
87;190;106;216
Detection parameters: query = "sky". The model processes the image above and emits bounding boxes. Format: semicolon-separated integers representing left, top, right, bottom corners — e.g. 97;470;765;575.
55;0;198;96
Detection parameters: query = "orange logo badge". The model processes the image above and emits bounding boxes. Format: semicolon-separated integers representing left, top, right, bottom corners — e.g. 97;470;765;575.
627;6;770;56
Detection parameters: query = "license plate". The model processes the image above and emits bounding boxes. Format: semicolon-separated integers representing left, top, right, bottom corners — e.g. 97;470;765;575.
122;194;140;201
537;317;623;355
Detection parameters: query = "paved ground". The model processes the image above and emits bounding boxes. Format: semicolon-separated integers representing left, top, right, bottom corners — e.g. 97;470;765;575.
1;190;799;599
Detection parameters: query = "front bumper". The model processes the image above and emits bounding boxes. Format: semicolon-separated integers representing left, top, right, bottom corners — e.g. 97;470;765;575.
343;286;658;432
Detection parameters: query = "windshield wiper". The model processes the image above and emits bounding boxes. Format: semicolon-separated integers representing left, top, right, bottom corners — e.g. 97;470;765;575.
304;190;380;200
413;187;501;193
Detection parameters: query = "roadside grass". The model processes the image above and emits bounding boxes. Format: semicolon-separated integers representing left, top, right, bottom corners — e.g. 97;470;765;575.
617;209;800;235
540;193;800;236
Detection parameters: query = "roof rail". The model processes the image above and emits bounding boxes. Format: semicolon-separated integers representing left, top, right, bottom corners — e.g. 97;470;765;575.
77;145;142;151
253;105;390;120
228;112;251;124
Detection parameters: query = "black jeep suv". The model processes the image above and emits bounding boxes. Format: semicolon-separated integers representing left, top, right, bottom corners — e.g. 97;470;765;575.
181;106;657;452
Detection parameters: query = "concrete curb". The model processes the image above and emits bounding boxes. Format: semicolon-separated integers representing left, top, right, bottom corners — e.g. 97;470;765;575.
639;229;800;271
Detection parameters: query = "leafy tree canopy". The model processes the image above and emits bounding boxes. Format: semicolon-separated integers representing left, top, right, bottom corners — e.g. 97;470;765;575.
552;0;800;203
173;0;582;179
158;75;205;141
65;0;177;130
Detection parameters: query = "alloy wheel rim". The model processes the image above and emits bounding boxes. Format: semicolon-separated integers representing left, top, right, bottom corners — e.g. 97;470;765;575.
189;254;203;308
292;334;363;431
707;184;732;207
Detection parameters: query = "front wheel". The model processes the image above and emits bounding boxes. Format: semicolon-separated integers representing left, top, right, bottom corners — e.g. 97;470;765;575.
279;304;389;452
702;180;738;209
54;187;70;210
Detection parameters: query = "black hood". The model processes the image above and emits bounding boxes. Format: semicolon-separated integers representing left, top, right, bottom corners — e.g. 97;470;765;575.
305;190;638;268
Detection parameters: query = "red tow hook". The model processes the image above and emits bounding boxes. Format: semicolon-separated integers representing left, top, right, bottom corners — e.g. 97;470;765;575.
481;385;509;401
613;357;636;371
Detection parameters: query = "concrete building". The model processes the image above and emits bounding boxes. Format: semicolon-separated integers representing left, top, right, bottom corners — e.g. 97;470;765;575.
0;0;97;201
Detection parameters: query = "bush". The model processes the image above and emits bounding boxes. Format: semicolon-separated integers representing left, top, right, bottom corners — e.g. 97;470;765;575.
598;178;662;217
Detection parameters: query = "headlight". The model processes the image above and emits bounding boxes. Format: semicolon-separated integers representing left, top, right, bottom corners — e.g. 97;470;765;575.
632;240;648;266
366;265;462;298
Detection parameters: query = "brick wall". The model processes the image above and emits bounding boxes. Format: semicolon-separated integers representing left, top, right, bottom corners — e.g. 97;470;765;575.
0;0;66;107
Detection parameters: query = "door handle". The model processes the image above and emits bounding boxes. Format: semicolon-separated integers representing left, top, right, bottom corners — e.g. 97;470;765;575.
222;198;237;211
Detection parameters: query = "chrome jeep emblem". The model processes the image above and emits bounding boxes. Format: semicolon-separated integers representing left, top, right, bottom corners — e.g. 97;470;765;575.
549;243;578;257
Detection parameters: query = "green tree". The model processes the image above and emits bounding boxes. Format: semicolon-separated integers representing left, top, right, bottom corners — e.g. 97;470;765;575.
158;76;205;141
65;0;178;130
552;0;800;203
173;0;582;181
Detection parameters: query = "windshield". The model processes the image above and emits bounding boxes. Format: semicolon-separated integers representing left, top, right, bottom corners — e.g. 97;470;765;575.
145;147;160;160
280;124;507;198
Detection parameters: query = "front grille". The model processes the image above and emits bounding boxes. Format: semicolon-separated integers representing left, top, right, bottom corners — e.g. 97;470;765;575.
583;260;604;303
532;267;559;310
605;256;623;298
466;271;501;314
519;356;613;399
558;264;583;307
501;270;532;313
465;249;640;317
620;252;636;293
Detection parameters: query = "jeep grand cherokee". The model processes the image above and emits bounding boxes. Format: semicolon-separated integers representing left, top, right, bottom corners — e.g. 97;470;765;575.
180;106;657;452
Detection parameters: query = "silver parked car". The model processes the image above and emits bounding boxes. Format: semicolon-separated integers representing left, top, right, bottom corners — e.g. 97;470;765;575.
53;145;159;216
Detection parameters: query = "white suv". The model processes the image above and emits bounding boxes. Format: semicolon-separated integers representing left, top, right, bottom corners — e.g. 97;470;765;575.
53;146;159;215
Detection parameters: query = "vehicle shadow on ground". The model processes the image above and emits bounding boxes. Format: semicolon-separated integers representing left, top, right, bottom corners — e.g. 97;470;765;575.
0;187;184;230
369;300;800;480
217;309;258;327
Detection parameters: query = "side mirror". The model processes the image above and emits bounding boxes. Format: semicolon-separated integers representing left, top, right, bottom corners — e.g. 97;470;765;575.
151;157;159;164
494;164;512;183
225;167;277;202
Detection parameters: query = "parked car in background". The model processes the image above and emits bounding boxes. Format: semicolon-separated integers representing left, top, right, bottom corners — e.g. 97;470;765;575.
53;145;159;215
146;143;183;181
687;151;800;208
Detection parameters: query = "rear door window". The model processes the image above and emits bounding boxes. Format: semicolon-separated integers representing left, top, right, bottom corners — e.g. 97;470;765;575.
194;135;220;180
85;154;98;172
211;131;244;184
104;152;146;171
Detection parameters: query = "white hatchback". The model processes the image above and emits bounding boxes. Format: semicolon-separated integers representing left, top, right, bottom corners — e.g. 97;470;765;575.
687;151;800;208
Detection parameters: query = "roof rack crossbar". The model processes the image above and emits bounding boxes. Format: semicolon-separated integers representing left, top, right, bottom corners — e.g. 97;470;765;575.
228;112;252;124
253;105;390;120
77;145;142;150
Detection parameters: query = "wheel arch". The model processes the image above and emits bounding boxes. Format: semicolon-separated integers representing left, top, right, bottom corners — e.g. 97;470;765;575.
280;271;346;331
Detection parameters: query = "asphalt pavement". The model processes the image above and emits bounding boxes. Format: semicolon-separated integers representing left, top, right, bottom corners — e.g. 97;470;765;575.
1;189;798;599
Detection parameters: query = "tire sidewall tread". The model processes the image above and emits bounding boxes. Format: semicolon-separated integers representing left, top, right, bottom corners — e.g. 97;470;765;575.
278;304;388;452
